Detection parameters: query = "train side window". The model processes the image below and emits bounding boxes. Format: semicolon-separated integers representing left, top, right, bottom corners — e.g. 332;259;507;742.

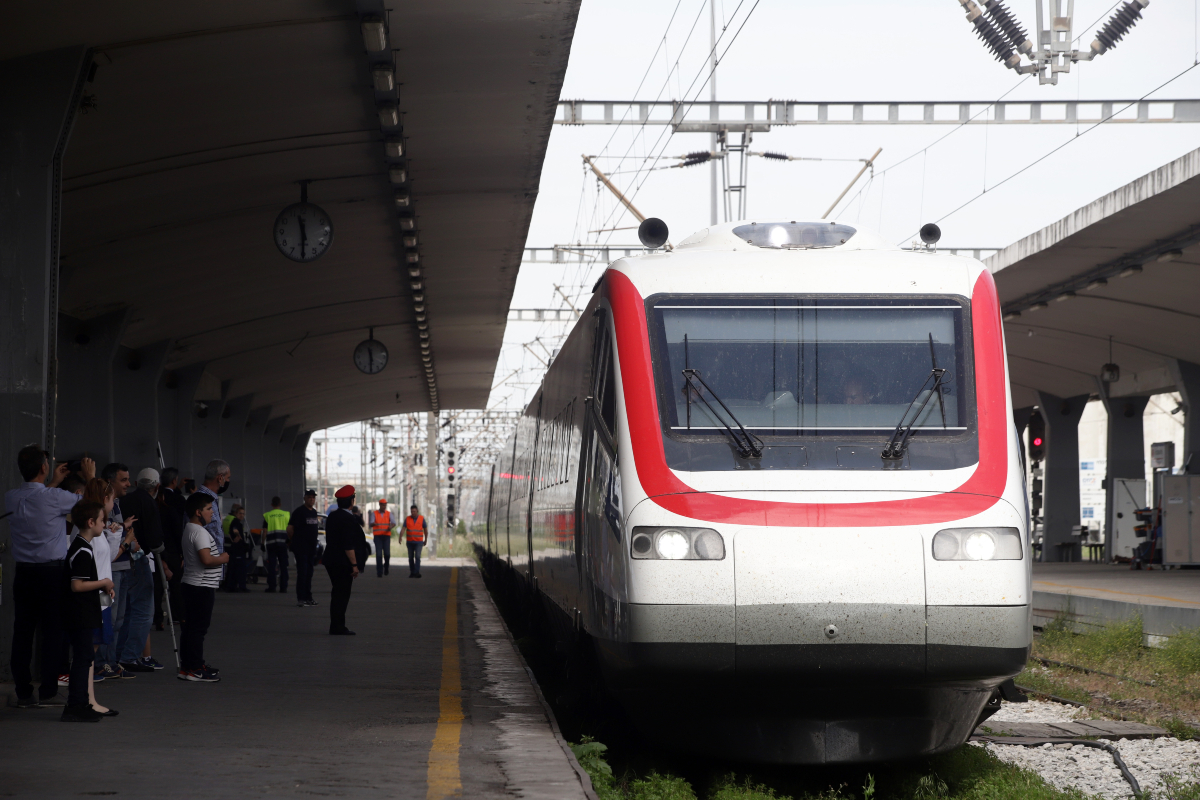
600;354;617;435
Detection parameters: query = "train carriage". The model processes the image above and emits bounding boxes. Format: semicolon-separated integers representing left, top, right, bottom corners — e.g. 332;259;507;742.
479;220;1030;764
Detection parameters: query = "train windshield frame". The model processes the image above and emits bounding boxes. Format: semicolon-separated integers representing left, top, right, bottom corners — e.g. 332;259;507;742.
644;294;979;472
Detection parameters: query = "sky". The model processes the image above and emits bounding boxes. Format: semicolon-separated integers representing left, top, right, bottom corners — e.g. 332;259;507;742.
310;0;1200;480
494;0;1200;410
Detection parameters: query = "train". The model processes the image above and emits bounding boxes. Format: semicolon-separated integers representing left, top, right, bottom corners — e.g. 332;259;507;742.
476;219;1031;764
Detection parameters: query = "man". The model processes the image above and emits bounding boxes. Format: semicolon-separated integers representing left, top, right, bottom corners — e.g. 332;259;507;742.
262;496;290;595
100;462;137;675
369;499;395;577
195;459;231;578
404;504;429;579
115;468;165;673
158;467;186;621
323;485;362;635
5;448;94;708
289;489;321;607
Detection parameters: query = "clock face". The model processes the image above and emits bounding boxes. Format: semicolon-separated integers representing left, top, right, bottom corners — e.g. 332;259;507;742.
274;202;333;262
354;338;388;375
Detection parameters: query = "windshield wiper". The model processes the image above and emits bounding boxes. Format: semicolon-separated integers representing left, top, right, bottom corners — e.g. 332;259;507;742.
681;368;764;459
881;333;950;461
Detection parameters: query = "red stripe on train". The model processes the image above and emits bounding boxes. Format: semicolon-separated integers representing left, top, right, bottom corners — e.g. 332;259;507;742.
606;269;1008;527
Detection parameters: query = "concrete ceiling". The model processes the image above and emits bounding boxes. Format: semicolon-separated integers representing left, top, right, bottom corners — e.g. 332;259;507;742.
0;0;581;432
988;147;1200;408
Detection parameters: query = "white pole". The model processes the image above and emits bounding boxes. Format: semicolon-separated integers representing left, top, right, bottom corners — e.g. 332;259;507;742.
709;0;718;226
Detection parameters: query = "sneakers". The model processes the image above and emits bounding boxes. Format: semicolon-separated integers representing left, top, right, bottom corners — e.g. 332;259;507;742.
305;599;319;606
119;661;155;673
9;693;41;709
177;667;220;682
60;703;105;722
57;674;69;687
203;663;220;675
297;601;308;608
114;665;136;679
38;692;67;706
140;657;165;670
96;664;122;681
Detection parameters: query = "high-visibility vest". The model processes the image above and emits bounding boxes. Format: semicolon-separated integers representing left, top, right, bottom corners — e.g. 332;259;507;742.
404;515;426;543
263;508;290;546
371;509;393;536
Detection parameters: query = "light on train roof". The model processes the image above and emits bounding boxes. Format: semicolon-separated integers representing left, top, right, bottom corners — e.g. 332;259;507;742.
732;222;856;250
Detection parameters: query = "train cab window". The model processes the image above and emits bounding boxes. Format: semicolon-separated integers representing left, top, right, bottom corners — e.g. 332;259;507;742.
600;350;617;436
647;296;977;471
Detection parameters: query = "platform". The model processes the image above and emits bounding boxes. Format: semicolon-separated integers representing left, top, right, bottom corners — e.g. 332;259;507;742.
1032;563;1200;642
0;565;594;800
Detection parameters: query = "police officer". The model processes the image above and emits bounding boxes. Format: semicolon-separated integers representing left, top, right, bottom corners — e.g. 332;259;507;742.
369;499;395;577
404;504;428;578
324;485;361;635
288;489;321;608
262;497;290;595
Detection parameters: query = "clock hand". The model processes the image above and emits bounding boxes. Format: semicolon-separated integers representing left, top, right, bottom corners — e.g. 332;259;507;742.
298;215;308;257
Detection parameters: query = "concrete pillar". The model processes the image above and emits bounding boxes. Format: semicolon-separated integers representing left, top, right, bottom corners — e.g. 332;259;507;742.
54;310;127;464
242;407;271;524
280;424;300;510
427;411;439;553
1097;385;1150;561
1036;391;1090;561
218;394;252;495
1169;359;1200;474
157;363;205;485
191;381;227;486
112;339;172;471
0;46;91;680
294;431;312;504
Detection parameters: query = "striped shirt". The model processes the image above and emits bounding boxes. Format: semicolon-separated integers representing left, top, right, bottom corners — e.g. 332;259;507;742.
182;523;222;588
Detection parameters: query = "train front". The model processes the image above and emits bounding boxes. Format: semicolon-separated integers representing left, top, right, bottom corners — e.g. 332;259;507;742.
598;221;1030;764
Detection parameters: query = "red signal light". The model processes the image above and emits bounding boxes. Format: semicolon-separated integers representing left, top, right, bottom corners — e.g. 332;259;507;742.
1032;437;1043;447
447;466;455;474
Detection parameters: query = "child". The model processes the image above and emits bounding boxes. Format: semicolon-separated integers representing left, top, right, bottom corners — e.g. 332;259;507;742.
179;492;228;682
63;501;116;722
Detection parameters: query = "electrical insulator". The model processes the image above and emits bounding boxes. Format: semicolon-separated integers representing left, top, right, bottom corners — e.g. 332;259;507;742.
1092;0;1148;55
981;0;1032;53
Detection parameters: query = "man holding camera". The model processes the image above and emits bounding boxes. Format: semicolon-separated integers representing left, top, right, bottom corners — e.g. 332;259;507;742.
6;447;95;708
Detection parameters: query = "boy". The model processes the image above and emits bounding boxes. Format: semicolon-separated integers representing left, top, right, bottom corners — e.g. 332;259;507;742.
179;492;228;682
63;501;115;722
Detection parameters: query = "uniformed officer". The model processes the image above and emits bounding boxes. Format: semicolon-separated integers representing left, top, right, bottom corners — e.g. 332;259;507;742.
288;489;321;607
261;496;290;594
324;485;361;635
404;504;428;578
369;499;395;577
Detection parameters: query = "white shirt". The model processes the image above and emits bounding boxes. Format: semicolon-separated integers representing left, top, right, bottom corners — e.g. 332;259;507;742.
182;522;221;588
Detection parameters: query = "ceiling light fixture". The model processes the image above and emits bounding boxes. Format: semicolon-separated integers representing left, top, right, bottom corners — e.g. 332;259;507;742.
378;104;399;128
361;17;388;52
398;217;415;231
1158;249;1183;263
1028;301;1048;311
372;65;395;92
1119;264;1143;278
385;139;404;158
389;166;407;184
1086;278;1108;290
1055;291;1075;302
403;235;417;248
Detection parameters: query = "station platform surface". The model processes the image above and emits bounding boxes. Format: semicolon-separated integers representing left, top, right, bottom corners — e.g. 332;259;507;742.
0;564;593;800
1032;562;1200;639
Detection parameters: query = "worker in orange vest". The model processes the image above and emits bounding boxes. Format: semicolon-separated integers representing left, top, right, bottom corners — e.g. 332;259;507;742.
368;499;395;577
404;504;428;579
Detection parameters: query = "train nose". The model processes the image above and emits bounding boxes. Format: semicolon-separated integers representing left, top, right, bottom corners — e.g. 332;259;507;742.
733;526;927;676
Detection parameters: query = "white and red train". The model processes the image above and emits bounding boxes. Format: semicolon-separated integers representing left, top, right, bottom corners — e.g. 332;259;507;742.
478;220;1030;764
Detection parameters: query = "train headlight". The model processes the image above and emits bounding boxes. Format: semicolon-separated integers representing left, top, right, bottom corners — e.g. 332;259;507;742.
630;527;726;560
932;527;1022;561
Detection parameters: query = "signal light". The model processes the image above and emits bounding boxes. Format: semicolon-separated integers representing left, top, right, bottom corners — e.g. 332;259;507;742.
1027;412;1046;463
1032;437;1043;447
448;466;455;474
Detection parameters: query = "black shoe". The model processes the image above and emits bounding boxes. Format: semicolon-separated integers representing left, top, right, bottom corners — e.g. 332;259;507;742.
61;704;104;723
415;573;422;578
305;599;319;606
101;708;120;717
384;568;389;575
408;573;416;578
329;629;356;636
118;661;155;673
265;588;276;593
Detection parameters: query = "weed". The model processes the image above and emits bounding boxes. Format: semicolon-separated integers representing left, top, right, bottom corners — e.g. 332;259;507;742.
1145;766;1200;800
628;772;696;800
708;774;793;800
1015;668;1093;705
1164;718;1199;741
861;773;875;800
913;773;949;799
1160;628;1200;677
571;736;621;800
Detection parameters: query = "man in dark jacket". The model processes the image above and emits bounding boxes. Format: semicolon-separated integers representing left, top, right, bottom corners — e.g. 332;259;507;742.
323;485;362;636
158;467;187;621
114;468;165;671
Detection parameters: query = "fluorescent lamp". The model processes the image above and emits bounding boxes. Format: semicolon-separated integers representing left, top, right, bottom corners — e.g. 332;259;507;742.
399;217;415;230
403;235;417;248
394;192;410;208
372;66;395;92
406;252;419;263
385;139;404;158
378;105;399;128
389;166;407;184
361;18;388;52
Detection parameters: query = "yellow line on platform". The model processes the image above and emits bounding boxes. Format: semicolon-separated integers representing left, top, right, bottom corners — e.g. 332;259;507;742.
427;566;463;799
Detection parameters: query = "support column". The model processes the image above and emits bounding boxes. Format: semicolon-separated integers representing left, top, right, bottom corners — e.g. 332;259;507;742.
0;46;91;680
54;310;127;464
294;432;312;502
157;364;205;484
427;411;439;554
112;339;172;470
191;381;227;484
1097;385;1150;561
280;425;300;510
218;394;253;498
1169;359;1200;474
242;408;271;523
1036;392;1090;561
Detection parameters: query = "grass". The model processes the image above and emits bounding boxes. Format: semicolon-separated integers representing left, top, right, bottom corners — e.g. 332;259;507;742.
1024;612;1200;739
568;737;1100;800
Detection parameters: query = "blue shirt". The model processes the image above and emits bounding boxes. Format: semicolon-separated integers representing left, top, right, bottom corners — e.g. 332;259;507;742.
5;482;79;563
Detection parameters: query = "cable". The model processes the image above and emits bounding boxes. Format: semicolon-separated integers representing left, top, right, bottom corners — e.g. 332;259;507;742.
905;60;1200;241
972;737;1141;796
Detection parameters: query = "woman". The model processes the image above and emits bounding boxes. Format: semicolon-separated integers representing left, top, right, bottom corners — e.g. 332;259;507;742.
81;478;136;705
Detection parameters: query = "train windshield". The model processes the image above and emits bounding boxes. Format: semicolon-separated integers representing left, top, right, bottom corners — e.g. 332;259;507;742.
648;296;977;471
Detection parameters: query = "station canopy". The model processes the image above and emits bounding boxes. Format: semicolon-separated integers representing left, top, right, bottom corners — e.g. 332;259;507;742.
989;146;1200;408
0;1;581;430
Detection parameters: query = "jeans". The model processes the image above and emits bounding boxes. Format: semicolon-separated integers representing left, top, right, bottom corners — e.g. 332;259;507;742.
325;564;353;633
374;536;391;576
117;558;154;664
180;584;215;671
407;541;424;576
294;543;315;602
66;626;94;707
10;562;65;701
266;543;289;592
104;570;127;666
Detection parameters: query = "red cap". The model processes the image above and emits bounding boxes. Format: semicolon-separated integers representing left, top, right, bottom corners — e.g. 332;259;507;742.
334;484;355;499
379;498;387;503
